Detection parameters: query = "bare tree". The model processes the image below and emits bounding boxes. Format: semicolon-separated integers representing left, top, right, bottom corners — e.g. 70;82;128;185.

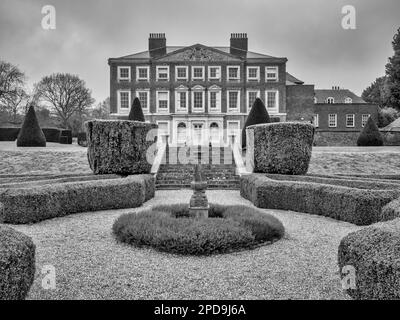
34;73;94;128
0;60;26;116
2;87;29;122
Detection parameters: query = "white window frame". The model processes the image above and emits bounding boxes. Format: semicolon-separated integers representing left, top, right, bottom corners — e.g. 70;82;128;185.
208;86;222;113
246;90;260;113
265;90;279;113
362;114;370;127
208;66;221;80
175;66;188;81
227;90;241;113
136;66;150;81
227;66;240;81
117;90;131;113
175;87;188;113
156;90;170;113
191;85;205;112
313;114;319;128
247;66;260;81
135;89;150;113
227;120;241;143
346;114;355;128
328;114;337;128
344;97;353;104
326;97;335;104
156;66;170;81
117;66;131;82
191;66;205;81
265;66;278;82
156;120;170;144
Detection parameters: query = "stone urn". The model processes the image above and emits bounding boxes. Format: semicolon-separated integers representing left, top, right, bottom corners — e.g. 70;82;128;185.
189;164;209;218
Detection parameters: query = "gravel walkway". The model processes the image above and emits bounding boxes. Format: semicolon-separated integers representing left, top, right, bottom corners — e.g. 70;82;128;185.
7;190;361;300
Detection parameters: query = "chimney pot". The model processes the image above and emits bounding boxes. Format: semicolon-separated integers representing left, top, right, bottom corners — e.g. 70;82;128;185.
149;33;166;58
230;32;248;57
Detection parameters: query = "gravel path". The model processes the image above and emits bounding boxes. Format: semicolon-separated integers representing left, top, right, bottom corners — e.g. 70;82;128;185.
7;190;361;300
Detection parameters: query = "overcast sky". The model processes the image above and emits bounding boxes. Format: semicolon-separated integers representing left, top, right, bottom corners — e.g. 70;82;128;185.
0;0;399;104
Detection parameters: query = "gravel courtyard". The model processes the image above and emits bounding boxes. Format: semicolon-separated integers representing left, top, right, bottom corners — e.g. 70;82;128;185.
8;190;360;300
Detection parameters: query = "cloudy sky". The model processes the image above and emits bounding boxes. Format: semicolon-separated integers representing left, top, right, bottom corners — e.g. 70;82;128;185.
0;0;399;104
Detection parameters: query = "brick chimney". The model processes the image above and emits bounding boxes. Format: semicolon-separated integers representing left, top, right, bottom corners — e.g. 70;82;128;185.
230;33;248;57
149;33;166;58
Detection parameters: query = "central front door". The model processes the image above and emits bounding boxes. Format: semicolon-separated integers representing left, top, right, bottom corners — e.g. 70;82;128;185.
192;123;204;145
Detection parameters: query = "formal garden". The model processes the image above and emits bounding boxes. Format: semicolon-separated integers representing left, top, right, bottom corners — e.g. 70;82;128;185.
1;97;400;300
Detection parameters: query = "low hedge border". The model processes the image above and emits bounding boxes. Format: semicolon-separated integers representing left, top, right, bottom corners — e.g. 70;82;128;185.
0;174;155;224
338;218;400;299
240;174;400;225
0;127;72;143
0;225;36;300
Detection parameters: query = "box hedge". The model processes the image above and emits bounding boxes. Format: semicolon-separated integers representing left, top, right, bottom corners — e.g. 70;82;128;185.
0;225;35;300
85;120;157;174
60;129;72;144
357;117;384;146
0;127;20;141
77;132;87;147
42;128;61;143
240;174;400;225
16;106;46;147
0;174;155;224
338;217;400;299
246;122;315;175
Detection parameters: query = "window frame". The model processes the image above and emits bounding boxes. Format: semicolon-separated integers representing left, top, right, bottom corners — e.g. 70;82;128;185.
313;114;319;128
208;66;221;80
246;90;260;113
362;114;370;127
227;66;241;81
156;120;170;144
136;89;150;113
117;66;131;82
326;97;335;104
175;87;188;113
247;66;260;81
136;66;150;81
227;89;241;113
156;66;170;81
344;97;353;104
265;90;279;113
117;89;131;113
328;114;337;128
175;66;188;81
346;114;355;128
191;66;205;81
156;90;170;113
265;66;279;82
208;86;222;113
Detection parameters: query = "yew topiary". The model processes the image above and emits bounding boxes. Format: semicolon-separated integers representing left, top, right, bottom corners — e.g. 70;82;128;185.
242;98;270;148
16;105;46;147
128;97;145;122
357;117;384;146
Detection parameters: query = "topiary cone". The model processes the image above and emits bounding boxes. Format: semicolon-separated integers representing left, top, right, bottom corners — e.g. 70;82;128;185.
17;105;46;147
242;98;271;149
357;117;384;146
128;97;145;122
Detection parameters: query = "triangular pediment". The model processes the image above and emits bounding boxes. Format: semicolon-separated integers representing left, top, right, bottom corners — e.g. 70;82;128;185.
155;44;243;62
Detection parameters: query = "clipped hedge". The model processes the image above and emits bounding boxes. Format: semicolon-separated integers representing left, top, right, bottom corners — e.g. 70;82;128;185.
59;136;69;144
357;117;383;146
77;132;87;147
246;122;315;175
16;106;46;147
0;174;155;224
0;225;36;300
240;174;400;225
338;217;400;299
86;120;157;174
42;128;61;143
0;127;20;141
113;203;284;255
60;129;72;144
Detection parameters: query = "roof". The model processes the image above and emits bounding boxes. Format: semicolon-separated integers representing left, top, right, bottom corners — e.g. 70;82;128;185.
114;45;283;60
286;72;304;85
314;89;365;104
382;118;400;131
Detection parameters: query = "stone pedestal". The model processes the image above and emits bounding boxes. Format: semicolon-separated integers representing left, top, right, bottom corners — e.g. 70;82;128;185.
189;181;209;218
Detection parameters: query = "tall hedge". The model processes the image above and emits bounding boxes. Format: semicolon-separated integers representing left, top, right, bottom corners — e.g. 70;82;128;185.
357;117;384;146
16;105;46;147
128;97;145;122
242;98;270;149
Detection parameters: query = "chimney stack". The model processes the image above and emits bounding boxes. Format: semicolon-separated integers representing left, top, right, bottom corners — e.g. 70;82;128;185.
149;33;166;58
230;33;248;57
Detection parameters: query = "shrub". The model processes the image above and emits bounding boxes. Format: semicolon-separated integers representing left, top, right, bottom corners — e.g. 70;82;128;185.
112;203;284;255
0;174;155;224
60;129;72;144
77;132;87;146
378;107;400;128
357;117;384;146
242;98;270;149
16;105;46;147
0;225;35;300
240;174;400;225
128;97;145;122
85;120;157;174
42;128;61;143
246;122;315;175
0;127;20;141
338;218;400;299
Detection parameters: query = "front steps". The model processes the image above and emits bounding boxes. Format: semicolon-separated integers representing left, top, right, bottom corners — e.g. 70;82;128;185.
155;146;240;190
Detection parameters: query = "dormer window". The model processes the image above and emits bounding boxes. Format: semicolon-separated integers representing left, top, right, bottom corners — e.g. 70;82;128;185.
326;97;335;104
345;97;352;104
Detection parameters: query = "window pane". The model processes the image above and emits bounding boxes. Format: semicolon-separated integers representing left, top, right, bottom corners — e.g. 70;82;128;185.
248;91;258;110
179;92;186;109
210;92;217;109
229;68;238;79
158;92;168;109
248;68;258;78
119;68;129;79
210;67;218;78
138;92;148;109
177;68;186;78
193;68;203;78
267;92;276;109
120;92;129;108
138;68;147;79
229;92;238;109
193;92;203;108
